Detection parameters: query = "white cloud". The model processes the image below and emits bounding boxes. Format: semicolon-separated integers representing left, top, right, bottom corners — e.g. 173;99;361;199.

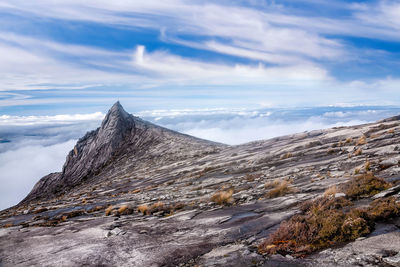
1;105;399;209
132;45;331;85
184;118;368;145
0;0;399;106
0;112;104;126
0;140;75;210
0;32;137;90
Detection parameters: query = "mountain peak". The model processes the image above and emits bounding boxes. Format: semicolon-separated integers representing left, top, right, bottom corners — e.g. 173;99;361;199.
20;101;220;204
109;101;124;113
102;101;131;128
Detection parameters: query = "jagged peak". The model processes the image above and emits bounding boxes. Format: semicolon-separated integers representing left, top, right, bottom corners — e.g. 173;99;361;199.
101;101;131;128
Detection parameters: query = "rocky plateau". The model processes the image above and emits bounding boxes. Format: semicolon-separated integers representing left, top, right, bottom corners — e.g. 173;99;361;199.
1;102;400;266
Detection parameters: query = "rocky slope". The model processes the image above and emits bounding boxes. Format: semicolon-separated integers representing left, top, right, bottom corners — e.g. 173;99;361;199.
1;102;400;266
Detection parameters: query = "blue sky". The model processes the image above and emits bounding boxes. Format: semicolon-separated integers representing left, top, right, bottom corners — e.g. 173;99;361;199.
1;0;400;115
4;0;400;209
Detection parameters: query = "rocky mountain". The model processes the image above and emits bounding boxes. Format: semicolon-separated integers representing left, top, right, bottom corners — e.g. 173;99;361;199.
21;102;222;204
1;102;400;266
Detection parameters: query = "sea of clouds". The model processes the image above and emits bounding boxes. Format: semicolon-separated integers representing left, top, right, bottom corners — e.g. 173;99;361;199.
1;106;400;210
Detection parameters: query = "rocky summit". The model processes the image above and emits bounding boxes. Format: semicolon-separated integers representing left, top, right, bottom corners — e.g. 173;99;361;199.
1;102;400;267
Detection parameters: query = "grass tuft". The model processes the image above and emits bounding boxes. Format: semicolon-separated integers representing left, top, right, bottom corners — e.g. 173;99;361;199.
323;185;337;197
265;179;295;198
138;204;149;215
211;189;234;205
105;206;113;216
356;135;367;145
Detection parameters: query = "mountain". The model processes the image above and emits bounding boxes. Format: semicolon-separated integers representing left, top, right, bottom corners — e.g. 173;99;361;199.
1;102;400;267
21;101;223;204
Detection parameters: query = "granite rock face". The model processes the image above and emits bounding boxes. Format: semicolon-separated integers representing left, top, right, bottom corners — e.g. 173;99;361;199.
1;102;400;266
21;102;221;204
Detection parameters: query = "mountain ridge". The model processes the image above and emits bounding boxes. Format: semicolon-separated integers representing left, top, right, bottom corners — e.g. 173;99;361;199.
1;102;400;267
21;102;224;205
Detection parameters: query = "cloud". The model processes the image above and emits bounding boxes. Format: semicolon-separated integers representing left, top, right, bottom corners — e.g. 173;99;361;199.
0;1;399;109
1;105;400;209
0;140;75;210
139;106;400;144
0;112;103;152
0;32;140;91
0;112;104;126
132;45;331;86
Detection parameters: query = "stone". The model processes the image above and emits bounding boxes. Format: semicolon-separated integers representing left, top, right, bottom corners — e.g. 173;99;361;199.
372;184;400;199
383;253;400;267
2;102;400;266
334;193;346;198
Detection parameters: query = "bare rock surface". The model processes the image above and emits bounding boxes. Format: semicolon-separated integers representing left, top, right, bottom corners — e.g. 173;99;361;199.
1;102;400;266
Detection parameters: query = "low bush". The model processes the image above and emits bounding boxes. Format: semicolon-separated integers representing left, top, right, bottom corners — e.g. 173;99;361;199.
367;197;400;220
258;195;399;257
342;173;391;200
280;152;293;160
149;201;165;213
118;204;134;215
105;206;113;216
265;180;295;198
323;185;337;197
137;204;149;215
353;148;362;156
211;189;234;205
87;205;104;213
258;197;366;257
356;135;367;145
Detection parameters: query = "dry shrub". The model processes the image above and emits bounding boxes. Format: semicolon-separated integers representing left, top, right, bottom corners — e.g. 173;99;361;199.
387;129;395;134
345;137;353;144
258;197;369;257
118;204;134;215
266;180;295;198
246;173;260;182
88;205;104;213
353;148;362;156
259;193;400;257
64;209;85;219
327;148;336;154
356;135;367;145
211;189;234;205
149;201;165;213
365;161;371;171
280;152;293;160
118;205;128;214
105;206;113;216
264;179;281;189
138;204;149;215
172;202;185;211
343;173;391;200
323;185;337;197
367;197;400;220
130;189;141;194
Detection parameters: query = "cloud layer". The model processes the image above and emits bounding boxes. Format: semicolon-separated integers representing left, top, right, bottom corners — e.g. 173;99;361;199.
1;105;400;210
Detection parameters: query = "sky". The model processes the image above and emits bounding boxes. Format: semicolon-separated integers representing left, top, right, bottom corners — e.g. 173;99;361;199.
2;0;400;209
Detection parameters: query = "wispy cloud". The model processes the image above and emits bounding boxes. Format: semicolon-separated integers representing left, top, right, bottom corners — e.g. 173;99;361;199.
132;45;331;85
0;0;399;109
